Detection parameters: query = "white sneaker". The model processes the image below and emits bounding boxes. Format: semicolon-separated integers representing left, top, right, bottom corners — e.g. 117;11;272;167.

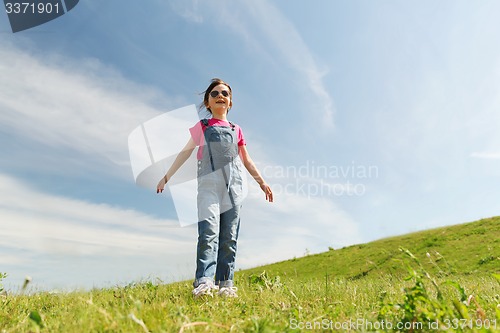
218;286;238;298
192;282;218;298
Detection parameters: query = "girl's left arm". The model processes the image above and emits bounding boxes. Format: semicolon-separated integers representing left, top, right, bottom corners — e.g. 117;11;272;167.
239;145;273;202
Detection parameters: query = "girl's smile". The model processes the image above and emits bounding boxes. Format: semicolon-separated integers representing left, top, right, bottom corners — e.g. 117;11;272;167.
207;84;232;117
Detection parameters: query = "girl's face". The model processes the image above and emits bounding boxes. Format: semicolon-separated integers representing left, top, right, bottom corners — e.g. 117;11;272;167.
206;84;232;116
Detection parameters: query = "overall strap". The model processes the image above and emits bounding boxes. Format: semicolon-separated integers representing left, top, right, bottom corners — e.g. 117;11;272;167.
200;119;215;172
202;118;235;131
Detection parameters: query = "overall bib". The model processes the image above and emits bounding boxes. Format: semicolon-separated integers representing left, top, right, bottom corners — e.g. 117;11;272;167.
194;120;244;288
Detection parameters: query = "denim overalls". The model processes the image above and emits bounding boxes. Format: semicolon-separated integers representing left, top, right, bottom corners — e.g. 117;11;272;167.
194;119;244;288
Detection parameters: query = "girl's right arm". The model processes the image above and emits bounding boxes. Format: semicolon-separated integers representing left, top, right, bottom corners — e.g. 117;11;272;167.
157;137;197;193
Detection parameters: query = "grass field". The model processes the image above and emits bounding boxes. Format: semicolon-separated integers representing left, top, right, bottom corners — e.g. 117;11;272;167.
1;216;499;332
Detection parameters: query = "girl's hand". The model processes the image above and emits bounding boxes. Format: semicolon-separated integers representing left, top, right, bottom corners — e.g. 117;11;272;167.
260;183;273;202
157;176;167;193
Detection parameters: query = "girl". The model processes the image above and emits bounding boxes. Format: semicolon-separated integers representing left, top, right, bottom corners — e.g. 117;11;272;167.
157;78;273;298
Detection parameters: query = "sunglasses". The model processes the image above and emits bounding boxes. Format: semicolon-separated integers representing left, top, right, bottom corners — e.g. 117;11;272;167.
210;90;230;98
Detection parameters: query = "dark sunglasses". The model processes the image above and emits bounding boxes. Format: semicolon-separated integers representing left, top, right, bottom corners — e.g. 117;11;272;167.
210;90;230;98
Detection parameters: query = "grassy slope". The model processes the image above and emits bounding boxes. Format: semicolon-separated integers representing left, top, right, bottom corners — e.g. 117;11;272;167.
242;216;500;281
1;217;499;332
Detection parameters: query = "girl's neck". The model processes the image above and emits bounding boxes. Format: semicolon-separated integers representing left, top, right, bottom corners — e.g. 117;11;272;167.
211;113;227;121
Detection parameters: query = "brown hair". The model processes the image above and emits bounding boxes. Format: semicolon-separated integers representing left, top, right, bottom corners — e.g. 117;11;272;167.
199;78;232;114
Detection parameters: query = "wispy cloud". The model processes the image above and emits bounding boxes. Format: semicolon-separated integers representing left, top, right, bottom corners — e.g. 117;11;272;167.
0;173;193;257
470;152;500;160
169;0;335;127
0;172;196;289
238;181;361;268
0;170;360;289
168;0;203;24
242;0;335;126
0;42;180;175
234;146;362;266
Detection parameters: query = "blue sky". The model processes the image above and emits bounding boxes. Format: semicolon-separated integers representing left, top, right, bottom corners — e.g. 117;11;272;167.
1;0;499;291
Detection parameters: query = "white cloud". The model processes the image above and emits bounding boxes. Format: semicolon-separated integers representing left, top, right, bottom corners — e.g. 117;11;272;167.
237;182;361;268
235;148;362;269
241;0;335;126
168;0;335;127
0;173;194;257
0;254;28;266
0;172;197;289
0;169;361;290
168;0;203;24
470;152;500;160
0;42;179;175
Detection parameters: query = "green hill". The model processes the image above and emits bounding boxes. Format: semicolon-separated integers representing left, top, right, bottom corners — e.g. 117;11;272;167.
1;216;499;332
243;216;500;281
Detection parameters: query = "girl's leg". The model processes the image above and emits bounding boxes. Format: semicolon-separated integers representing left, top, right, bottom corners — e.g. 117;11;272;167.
194;181;221;287
215;205;241;287
194;213;219;287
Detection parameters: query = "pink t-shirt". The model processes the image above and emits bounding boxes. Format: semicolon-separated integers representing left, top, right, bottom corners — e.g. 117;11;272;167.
189;118;246;160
